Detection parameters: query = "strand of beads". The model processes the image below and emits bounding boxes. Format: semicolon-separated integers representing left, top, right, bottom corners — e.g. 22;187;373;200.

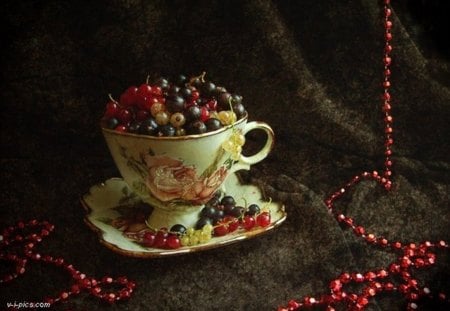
0;219;136;306
278;0;449;310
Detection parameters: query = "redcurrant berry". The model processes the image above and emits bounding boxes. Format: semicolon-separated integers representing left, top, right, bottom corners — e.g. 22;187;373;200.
242;215;256;230
166;234;181;249
256;212;271;227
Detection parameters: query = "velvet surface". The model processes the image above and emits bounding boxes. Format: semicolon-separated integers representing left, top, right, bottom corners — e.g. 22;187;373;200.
1;1;449;310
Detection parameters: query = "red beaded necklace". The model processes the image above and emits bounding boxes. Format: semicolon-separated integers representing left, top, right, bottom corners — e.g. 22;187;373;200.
0;220;135;305
278;1;449;310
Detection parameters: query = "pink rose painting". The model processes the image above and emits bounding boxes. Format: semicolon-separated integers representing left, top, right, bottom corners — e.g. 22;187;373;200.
144;155;227;204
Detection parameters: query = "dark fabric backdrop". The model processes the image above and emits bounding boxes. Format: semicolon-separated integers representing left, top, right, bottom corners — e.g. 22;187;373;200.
1;0;449;310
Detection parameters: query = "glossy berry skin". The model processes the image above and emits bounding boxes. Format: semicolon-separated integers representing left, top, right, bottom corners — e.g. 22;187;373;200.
186;121;207;135
159;124;176;136
205;118;222;132
117;108;132;124
200;206;217;219
128;121;141;133
185;105;201;122
195;217;213;230
256;212;271;227
221;196;236;206
218;92;232;110
155;77;169;90
231;206;245;218
136;109;150;121
120;86;138;107
232;102;246;119
214;222;229;237
115;125;127;132
200;106;210;122
201;81;216;96
139;118;159;136
166;95;185;113
106;118;119;129
105;101;119;118
154;230;168;248
223;204;235;215
166;234;181;249
137;83;152;97
246;204;260;216
170;224;187;236
242;215;256;230
224;216;239;232
142;232;156;247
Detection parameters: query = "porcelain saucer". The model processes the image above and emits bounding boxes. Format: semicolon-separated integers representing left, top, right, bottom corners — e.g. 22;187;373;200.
81;173;286;258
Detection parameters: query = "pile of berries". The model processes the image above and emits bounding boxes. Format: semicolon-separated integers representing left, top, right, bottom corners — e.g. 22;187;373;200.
139;193;271;250
102;73;247;136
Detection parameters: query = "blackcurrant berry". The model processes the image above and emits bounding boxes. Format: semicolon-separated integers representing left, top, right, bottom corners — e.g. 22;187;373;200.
201;81;216;96
186;121;207;135
166;95;185;113
218;92;232;110
195;217;213;230
212;209;225;224
245;204;260;216
205;196;220;208
221;196;236;206
167;85;181;96
231;93;243;105
155;77;169;90
106;117;119;129
205;118;223;132
200;206;216;218
214;86;228;95
128;121;141;133
139;118;159;136
159;124;176;136
175;74;188;86
184;105;201;122
223;204;236;215
232;102;246;119
230;206;245;218
179;87;192;99
170;224;187;236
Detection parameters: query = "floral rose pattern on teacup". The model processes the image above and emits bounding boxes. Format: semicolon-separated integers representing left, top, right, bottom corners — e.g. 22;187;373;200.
144;155;228;204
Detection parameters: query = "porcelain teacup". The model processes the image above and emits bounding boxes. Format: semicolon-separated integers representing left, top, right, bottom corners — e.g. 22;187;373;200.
102;114;274;229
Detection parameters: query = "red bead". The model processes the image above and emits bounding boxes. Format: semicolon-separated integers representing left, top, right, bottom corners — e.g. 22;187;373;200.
71;284;81;294
353;273;365;283
60;291;69;300
400;256;412;268
364;271;377;281
91;287;102;295
383;57;392;66
385;8;392;17
287;300;300;309
389;263;400;273
385;20;393;29
339;272;351;283
329;280;342;292
377;269;388;278
365;234;376;243
384;282;395;291
353;226;365;235
385;32;392;41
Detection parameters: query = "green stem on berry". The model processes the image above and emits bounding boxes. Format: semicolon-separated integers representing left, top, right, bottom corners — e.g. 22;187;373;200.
189;71;207;85
108;93;119;104
146;75;150;84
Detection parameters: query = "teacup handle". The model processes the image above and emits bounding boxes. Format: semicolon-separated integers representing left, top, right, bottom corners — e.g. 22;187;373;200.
228;121;274;174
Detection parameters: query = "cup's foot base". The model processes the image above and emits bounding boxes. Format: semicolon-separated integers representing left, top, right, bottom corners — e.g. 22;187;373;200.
146;206;202;230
